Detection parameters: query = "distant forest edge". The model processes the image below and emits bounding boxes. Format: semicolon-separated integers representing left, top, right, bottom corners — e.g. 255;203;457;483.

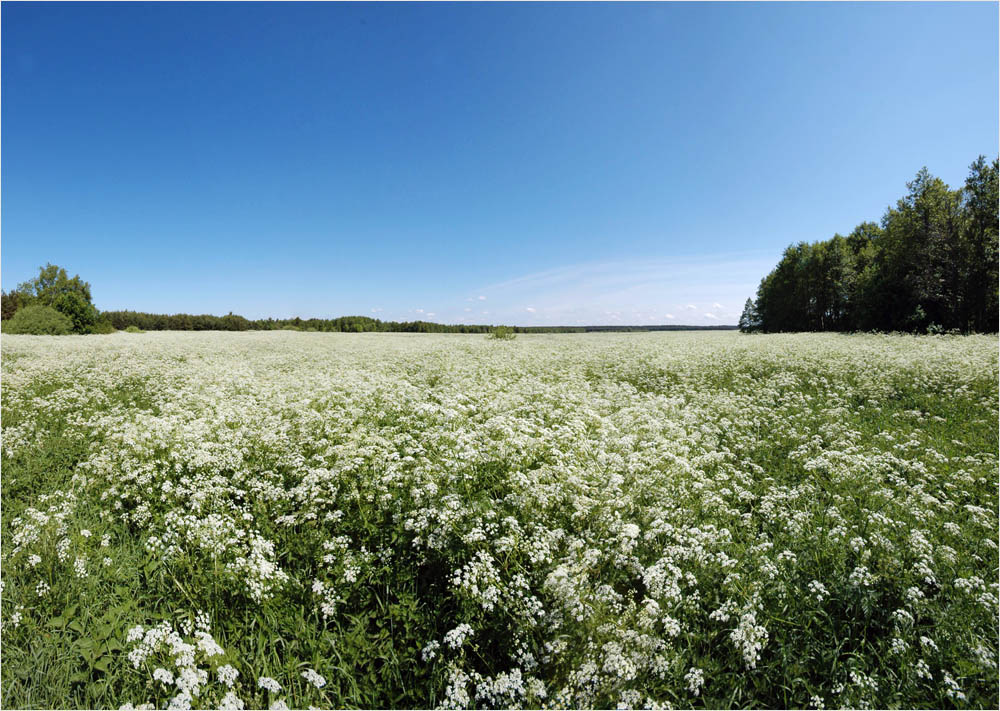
0;282;736;334
740;156;999;334
99;312;740;334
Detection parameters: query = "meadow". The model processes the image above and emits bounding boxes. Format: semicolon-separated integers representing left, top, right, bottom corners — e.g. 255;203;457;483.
1;331;997;710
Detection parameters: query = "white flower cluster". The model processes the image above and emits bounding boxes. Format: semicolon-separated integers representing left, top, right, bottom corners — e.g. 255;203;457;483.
684;667;705;696
443;623;475;650
730;609;769;670
300;668;326;689
2;330;996;709
122;614;239;709
257;676;282;694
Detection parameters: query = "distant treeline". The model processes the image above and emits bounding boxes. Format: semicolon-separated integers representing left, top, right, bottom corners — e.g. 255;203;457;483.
103;310;737;334
741;156;998;334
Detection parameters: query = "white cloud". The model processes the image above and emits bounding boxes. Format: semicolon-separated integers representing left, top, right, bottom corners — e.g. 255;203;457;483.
464;252;776;326
664;313;675;319
477;295;486;301
426;312;436;317
415;308;424;314
704;312;719;320
370;307;383;313
525;306;536;313
463;307;471;312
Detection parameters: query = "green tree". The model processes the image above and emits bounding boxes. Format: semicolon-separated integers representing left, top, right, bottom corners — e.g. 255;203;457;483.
738;298;760;333
959;156;999;332
880;168;964;331
53;290;99;334
16;263;101;333
1;290;27;320
751;160;997;334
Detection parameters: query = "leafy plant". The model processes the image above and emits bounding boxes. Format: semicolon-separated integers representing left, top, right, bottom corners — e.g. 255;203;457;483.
487;326;516;340
2;304;74;335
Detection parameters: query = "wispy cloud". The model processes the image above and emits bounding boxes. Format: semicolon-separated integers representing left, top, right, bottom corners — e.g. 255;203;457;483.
461;253;773;325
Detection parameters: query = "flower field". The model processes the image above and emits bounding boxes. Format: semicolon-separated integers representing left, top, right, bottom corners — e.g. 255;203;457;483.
1;331;997;710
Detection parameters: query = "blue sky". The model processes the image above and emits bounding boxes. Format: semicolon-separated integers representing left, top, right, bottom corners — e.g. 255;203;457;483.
3;2;997;326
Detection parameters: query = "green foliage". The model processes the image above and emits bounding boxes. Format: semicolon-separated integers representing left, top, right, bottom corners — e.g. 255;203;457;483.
7;263;106;334
1;289;28;320
17;263;92;309
738;298;760;333
90;318;116;335
2;304;74;335
749;157;999;333
100;312;738;334
487;325;516;340
54;291;101;334
124;326;144;334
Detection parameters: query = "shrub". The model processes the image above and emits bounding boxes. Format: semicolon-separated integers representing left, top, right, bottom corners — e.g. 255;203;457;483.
124;325;144;334
487;326;516;340
87;316;116;334
2;304;74;335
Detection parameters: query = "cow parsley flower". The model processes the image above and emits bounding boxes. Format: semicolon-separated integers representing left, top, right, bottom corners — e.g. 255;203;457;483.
301;668;326;689
217;664;239;688
444;623;474;649
258;677;282;693
684;667;705;696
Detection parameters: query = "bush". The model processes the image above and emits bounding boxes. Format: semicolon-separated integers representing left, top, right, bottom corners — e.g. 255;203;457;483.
2;304;74;335
487;325;517;340
125;325;145;334
89;316;116;334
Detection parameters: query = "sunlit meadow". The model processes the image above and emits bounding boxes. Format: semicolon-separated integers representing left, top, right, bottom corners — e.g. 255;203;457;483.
1;331;997;709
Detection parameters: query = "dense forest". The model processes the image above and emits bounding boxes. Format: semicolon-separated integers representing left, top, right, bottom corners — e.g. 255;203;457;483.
2;284;736;335
741;156;999;334
100;311;735;334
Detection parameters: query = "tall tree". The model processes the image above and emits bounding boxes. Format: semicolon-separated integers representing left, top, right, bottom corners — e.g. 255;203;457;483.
960;156;999;332
738;298;760;333
880;168;964;330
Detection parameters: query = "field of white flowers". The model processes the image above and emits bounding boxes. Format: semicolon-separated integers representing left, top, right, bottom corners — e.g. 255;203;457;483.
1;331;997;710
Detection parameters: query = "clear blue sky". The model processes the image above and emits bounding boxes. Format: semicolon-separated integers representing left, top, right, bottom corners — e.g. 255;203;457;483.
3;2;997;326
